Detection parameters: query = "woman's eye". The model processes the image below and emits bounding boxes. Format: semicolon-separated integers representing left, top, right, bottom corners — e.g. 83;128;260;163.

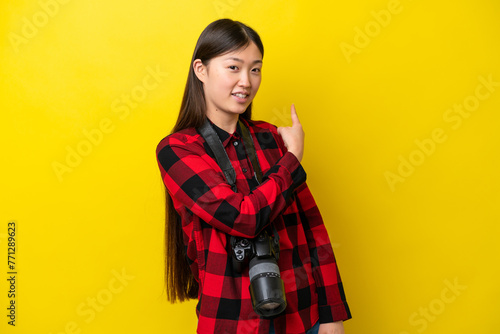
252;68;261;73
229;65;238;70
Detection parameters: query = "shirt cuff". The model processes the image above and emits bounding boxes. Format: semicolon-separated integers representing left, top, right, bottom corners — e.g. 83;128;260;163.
318;302;352;323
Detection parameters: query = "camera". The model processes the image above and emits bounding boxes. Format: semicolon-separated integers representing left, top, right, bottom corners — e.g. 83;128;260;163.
231;229;287;317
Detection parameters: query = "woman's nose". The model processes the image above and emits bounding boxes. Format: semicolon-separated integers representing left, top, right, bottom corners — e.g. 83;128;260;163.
238;72;251;87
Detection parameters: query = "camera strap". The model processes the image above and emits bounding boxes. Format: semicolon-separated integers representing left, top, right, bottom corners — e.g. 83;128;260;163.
239;119;264;184
198;118;238;192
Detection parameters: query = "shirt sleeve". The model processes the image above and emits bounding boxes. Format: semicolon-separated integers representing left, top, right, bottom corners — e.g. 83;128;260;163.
294;183;352;323
156;134;307;239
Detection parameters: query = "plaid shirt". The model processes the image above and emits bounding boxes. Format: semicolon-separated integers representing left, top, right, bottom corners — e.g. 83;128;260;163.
156;117;351;334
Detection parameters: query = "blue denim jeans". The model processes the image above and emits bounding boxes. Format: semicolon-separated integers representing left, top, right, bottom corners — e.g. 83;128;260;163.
269;320;320;334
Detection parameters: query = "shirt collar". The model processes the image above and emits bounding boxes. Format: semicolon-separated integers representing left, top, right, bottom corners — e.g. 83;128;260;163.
207;117;243;148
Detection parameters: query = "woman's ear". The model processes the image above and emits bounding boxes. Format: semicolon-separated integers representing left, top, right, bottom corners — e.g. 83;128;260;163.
193;59;206;83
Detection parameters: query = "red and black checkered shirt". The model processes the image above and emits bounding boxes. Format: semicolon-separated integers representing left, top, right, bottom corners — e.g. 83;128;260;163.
156;117;351;334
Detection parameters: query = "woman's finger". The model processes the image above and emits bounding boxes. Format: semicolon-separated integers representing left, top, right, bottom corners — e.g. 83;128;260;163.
290;103;301;127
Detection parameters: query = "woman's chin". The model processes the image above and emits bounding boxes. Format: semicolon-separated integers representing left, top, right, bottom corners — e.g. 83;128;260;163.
229;107;250;115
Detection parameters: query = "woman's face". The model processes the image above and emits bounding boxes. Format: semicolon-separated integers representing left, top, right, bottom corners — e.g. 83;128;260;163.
195;41;263;120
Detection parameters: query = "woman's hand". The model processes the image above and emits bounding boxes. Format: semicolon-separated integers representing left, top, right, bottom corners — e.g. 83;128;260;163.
277;104;304;162
318;321;345;334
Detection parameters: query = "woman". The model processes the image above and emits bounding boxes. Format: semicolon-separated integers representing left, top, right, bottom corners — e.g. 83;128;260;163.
156;19;351;334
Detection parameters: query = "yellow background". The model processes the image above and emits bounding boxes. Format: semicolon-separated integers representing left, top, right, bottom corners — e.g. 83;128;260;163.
1;0;499;333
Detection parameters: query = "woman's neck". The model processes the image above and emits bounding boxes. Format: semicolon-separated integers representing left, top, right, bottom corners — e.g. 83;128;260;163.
206;109;239;134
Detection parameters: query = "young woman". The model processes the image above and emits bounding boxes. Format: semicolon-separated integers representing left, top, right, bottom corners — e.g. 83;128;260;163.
156;19;351;334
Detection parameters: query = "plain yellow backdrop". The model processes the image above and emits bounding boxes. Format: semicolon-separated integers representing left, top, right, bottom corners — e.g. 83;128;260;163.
1;0;499;333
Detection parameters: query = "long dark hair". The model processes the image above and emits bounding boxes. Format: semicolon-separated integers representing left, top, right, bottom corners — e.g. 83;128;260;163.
164;19;264;303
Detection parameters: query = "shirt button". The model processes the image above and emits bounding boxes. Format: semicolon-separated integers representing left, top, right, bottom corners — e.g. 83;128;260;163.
233;141;239;146
242;168;247;172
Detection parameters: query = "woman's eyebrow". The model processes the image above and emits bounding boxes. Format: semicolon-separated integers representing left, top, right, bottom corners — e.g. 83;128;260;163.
224;57;263;64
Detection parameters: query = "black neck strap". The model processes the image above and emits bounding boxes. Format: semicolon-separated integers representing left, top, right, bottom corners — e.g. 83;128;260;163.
197;117;263;192
238;119;263;184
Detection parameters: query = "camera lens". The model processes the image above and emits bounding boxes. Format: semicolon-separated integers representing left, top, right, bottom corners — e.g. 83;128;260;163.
248;257;287;317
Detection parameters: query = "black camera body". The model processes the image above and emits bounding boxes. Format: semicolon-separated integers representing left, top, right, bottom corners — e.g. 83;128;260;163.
231;230;287;317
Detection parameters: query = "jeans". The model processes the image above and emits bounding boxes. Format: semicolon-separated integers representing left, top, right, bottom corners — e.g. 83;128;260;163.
269;320;320;334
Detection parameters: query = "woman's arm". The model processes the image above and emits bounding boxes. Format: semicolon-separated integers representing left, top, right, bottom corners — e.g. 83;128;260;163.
271;105;351;323
156;136;306;239
294;183;352;323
